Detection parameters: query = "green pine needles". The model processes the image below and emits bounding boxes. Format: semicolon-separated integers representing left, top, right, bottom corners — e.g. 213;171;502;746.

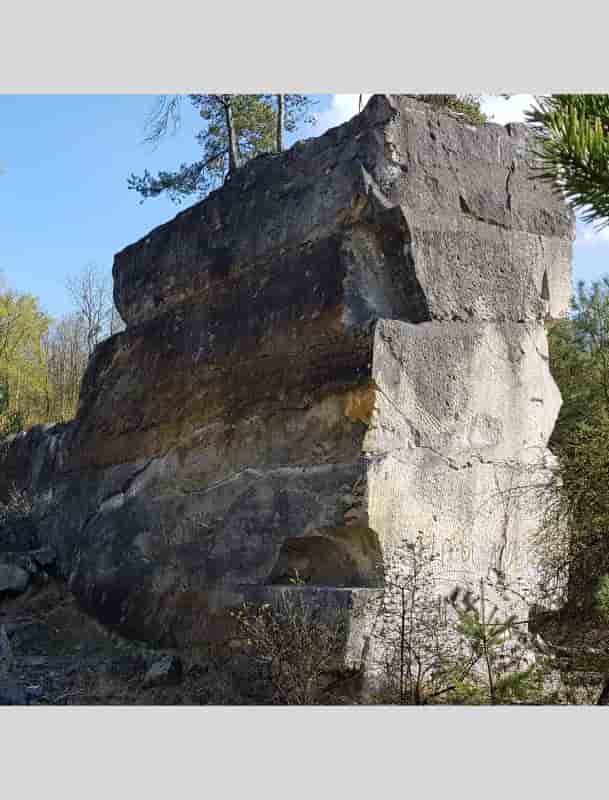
526;94;609;228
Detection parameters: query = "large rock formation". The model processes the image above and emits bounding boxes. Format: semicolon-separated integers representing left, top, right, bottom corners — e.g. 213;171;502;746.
0;96;573;676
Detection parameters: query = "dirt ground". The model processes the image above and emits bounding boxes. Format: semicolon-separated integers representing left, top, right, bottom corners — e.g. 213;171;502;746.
0;579;221;705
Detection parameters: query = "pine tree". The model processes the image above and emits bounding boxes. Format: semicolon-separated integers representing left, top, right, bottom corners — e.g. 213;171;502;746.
414;94;489;125
526;94;609;227
128;94;316;203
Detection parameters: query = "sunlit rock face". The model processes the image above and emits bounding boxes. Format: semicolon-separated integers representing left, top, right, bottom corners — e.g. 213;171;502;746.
0;96;573;676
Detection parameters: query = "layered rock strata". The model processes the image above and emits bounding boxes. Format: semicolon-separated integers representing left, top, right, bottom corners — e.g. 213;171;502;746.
0;96;573;673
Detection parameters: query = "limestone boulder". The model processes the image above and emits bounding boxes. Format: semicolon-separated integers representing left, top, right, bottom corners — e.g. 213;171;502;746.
0;96;573;672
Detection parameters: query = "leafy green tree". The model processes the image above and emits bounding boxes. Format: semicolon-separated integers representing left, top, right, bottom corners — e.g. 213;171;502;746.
549;277;609;449
542;387;609;611
276;94;285;153
450;580;551;704
0;281;50;433
525;94;609;702
540;276;609;702
128;94;316;203
0;384;23;438
364;536;554;705
526;94;609;227
546;278;609;587
367;534;478;705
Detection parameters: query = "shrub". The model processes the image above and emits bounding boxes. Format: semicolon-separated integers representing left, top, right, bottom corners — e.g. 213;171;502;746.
0;487;38;552
415;94;489;125
232;592;354;704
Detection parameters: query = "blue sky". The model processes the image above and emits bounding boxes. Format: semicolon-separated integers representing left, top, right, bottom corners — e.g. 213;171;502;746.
1;94;607;320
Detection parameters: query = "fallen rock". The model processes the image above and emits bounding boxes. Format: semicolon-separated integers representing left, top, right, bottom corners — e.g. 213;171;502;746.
142;655;183;688
0;563;29;595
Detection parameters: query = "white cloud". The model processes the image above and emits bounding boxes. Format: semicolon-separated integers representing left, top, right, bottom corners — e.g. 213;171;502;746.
315;93;539;135
479;94;537;125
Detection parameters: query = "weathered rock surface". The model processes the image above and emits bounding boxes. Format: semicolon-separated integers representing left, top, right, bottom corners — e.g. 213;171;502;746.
0;96;573;682
0;564;30;596
0;682;27;704
143;654;183;688
0;624;13;675
0;546;56;575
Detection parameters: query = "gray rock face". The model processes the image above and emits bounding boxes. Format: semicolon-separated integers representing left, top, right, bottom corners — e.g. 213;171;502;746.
0;96;573;678
142;654;183;688
0;625;13;675
0;682;27;705
0;546;56;576
0;564;30;595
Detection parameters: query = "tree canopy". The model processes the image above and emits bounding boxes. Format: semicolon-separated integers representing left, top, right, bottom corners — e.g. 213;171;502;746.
538;276;609;662
128;94;316;203
0;265;121;436
0;281;51;435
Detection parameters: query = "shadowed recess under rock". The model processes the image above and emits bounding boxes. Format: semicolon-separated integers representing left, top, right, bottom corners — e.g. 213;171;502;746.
267;526;385;587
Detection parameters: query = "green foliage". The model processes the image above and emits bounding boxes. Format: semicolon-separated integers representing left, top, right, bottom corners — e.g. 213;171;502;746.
548;320;600;451
454;597;535;703
367;542;553;705
446;663;552;705
445;95;489;125
128;94;316;203
546;277;609;603
526;94;609;228
595;575;609;623
0;270;101;435
536;279;609;699
0;405;24;439
0;383;23;437
416;94;489;125
287;569;310;586
552;418;609;590
0;283;51;434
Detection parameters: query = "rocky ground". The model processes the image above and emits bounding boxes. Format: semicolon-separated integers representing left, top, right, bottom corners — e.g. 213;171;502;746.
0;534;361;706
0;576;218;705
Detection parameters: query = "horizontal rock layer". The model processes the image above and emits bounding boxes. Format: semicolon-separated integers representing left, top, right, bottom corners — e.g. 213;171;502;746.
0;96;573;674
